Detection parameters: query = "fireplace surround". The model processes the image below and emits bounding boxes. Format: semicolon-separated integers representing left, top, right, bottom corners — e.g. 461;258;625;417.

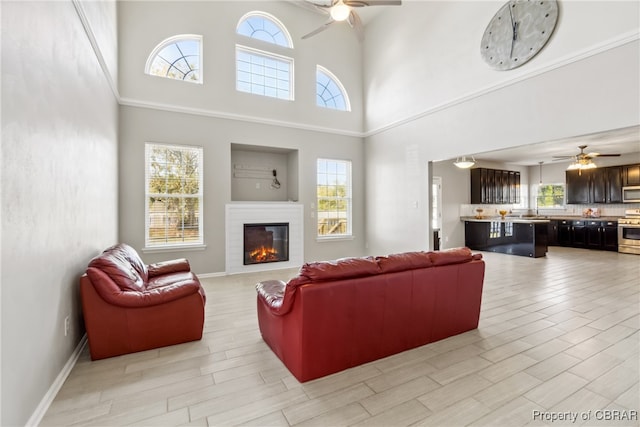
226;203;303;274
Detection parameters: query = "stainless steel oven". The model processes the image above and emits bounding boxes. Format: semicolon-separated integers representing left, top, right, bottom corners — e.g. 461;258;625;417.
619;209;640;255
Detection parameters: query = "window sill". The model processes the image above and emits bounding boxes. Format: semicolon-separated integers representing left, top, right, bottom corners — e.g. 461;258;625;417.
142;244;207;254
316;235;354;243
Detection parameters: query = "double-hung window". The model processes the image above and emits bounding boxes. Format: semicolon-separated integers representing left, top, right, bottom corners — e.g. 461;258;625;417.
317;158;352;238
145;143;204;248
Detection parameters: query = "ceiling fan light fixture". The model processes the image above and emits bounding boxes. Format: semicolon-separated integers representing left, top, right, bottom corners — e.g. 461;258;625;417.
567;158;597;170
454;156;476;169
330;2;351;21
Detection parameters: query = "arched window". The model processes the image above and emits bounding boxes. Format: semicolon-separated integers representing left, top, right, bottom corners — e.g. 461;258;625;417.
316;66;350;111
236;12;294;100
145;35;202;83
237;11;293;48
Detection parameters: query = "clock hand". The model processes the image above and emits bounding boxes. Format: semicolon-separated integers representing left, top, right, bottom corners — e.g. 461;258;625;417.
508;2;517;58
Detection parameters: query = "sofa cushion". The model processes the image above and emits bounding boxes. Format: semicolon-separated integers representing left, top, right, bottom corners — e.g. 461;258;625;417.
88;244;146;292
299;256;380;282
376;251;433;273
428;247;473;266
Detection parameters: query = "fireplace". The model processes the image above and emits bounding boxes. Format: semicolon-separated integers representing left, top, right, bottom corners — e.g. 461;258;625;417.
243;223;289;265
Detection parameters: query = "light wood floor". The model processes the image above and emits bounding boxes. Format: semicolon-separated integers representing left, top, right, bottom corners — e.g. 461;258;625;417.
41;247;639;426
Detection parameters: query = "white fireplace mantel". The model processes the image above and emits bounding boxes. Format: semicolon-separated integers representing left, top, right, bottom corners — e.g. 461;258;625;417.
225;202;304;274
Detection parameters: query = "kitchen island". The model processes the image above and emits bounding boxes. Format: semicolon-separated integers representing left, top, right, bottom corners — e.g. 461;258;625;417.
462;217;550;258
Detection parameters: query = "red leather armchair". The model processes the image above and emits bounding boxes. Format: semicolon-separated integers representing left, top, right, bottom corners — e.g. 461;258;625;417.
80;243;206;360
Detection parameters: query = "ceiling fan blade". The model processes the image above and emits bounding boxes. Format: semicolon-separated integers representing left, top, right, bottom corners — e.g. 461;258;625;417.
304;0;335;7
552;156;574;159
590;153;621;157
347;10;364;41
345;0;401;6
301;18;335;39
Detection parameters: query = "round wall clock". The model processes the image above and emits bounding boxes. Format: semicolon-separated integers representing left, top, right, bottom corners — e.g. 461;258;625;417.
480;0;559;71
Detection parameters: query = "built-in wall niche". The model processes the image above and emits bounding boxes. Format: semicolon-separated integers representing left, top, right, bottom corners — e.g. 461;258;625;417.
230;143;299;202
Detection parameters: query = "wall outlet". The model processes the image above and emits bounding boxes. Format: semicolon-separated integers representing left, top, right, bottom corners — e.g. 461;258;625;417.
64;316;70;337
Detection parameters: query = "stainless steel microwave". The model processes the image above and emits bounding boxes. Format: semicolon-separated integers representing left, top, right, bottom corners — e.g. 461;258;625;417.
623;186;640;203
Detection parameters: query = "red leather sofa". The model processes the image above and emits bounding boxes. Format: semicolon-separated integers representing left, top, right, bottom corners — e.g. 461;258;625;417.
256;247;485;382
80;243;206;360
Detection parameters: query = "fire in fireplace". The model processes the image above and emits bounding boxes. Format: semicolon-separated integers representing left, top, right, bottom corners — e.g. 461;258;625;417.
243;223;289;265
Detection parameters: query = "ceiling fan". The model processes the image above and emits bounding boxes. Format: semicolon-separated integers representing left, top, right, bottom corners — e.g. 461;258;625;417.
300;0;402;41
553;145;621;171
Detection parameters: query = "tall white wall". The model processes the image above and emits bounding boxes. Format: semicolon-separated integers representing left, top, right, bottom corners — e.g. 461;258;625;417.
117;1;367;272
363;1;640;255
119;106;366;273
0;1;119;425
118;0;363;134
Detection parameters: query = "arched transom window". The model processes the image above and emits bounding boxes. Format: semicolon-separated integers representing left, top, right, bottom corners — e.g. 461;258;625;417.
316;65;350;111
236;11;293;48
145;35;202;83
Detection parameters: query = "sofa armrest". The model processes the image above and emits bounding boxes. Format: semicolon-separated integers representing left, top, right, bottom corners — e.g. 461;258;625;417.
148;258;191;277
256;280;290;315
86;268;203;308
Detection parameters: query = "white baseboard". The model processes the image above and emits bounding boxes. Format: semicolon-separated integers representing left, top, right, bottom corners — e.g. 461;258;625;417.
26;335;88;427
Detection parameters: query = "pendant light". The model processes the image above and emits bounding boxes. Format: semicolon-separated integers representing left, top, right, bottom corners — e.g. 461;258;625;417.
539;161;543;184
453;156;476;169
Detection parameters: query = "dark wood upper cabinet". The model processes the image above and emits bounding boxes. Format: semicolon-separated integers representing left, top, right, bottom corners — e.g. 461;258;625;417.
566;169;591;204
606;166;623;203
471;167;521;204
566;165;624;204
623;164;640;186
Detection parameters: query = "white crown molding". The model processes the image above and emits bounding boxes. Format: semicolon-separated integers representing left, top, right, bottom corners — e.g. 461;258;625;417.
119;97;364;138
72;0;119;101
75;0;637;140
364;29;640;138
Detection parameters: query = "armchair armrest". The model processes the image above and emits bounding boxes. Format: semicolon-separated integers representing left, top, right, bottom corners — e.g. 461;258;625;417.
86;268;202;308
148;258;191;277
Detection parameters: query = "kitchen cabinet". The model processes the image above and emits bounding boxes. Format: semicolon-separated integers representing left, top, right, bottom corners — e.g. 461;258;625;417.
547;220;558;246
566;166;623;204
566;170;591;204
606;167;623;203
586;220;603;249
471;168;520;204
556;219;617;251
572;220;587;248
465;220;547;257
623;164;640;186
589;220;618;251
557;220;572;246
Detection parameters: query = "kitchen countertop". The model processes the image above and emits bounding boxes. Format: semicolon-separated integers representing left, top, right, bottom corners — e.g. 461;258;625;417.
461;216;622;223
461;216;550;223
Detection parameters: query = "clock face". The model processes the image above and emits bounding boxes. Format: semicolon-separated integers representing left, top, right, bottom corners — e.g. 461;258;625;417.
481;0;559;71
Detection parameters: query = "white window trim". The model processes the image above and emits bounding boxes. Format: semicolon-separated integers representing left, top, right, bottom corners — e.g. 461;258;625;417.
144;34;203;84
316;65;351;112
236;11;294;49
317;158;353;239
144;142;204;249
235;44;295;101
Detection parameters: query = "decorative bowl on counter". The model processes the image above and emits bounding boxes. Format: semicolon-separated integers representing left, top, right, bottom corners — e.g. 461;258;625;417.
499;210;508;219
475;208;484;219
